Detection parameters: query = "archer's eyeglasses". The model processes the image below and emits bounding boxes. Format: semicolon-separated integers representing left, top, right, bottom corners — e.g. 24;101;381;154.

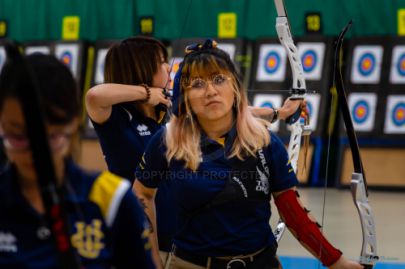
188;74;231;91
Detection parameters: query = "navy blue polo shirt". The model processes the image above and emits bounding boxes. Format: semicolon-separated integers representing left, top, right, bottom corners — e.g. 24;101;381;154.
92;105;163;182
92;104;175;251
136;127;298;257
0;159;155;269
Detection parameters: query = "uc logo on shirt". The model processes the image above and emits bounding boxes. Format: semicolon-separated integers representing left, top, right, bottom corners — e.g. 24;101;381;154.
71;219;105;259
137;124;151;136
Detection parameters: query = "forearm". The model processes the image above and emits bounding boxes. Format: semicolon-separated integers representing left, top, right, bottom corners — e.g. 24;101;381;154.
277;106;292;120
133;181;162;268
248;105;293;121
274;188;342;267
138;196;161;266
86;83;147;109
249;106;275;120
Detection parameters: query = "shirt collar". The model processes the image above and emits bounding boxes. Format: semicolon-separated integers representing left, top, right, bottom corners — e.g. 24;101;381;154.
200;124;237;153
0;159;94;209
120;103;168;125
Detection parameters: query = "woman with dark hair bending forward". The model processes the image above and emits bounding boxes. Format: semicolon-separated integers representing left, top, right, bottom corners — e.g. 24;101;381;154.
133;40;363;269
0;53;155;268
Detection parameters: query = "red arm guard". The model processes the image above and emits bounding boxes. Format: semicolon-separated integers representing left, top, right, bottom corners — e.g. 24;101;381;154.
274;189;342;267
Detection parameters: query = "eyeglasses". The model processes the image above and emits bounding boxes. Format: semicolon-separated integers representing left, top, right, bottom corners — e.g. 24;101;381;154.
0;133;72;152
188;74;231;90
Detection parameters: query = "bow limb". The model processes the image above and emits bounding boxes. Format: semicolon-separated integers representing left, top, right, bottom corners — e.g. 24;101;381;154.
333;21;378;268
272;0;312;243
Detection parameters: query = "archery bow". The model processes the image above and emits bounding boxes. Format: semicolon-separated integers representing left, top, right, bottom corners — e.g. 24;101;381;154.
331;20;378;269
272;0;311;243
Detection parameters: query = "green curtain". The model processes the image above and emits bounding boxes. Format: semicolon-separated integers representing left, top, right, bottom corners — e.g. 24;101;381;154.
1;0;405;41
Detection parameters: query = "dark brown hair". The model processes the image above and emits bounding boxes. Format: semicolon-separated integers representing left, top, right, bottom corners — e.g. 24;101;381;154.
104;36;168;86
0;53;80;124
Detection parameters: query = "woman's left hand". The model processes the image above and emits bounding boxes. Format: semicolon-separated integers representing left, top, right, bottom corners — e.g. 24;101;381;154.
248;98;307;122
278;98;307;121
329;256;364;269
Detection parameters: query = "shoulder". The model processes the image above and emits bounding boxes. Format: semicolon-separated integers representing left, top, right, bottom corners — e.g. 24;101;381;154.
91;105;131;129
261;131;290;163
146;125;167;151
154;124;167;139
270;131;285;147
264;130;286;151
89;171;132;227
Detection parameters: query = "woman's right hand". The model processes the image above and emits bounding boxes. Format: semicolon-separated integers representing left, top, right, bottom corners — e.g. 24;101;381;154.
148;87;172;108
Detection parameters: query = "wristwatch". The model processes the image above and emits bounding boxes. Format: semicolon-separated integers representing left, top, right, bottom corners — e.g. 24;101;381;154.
271;108;279;123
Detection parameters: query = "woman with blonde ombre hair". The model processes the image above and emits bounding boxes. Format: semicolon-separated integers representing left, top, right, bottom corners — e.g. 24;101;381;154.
134;40;362;269
165;42;270;172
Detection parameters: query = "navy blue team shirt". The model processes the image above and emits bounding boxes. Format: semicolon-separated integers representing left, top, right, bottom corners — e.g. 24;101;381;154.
0;159;155;269
92;104;175;251
136;127;299;257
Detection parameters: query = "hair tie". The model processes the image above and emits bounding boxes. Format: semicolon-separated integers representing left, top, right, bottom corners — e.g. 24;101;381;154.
184;39;217;54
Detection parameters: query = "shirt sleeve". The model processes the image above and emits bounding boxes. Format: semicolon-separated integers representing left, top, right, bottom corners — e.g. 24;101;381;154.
91;105;128;131
91;105;141;182
135;128;168;188
111;189;156;269
267;132;299;192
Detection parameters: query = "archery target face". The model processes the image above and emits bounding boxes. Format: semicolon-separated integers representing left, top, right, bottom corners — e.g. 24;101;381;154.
0;46;5;74
297;42;325;80
350;45;383;84
169;57;183;90
54;44;79;78
24;46;50;55
256;44;286;82
217;43;236;61
252;93;283;132
384;95;405;134
348;92;377;131
60;51;73;68
389;45;405;84
95;48;108;84
304;93;321;131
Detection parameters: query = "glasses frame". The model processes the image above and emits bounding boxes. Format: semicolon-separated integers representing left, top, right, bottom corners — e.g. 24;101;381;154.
187;74;232;91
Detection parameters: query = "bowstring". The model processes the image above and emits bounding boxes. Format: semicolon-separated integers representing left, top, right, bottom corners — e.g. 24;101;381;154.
318;21;351;269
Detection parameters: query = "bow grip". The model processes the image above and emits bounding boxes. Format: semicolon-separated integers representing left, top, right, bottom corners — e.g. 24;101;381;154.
285;107;301;124
285;94;304;124
156;88;171;114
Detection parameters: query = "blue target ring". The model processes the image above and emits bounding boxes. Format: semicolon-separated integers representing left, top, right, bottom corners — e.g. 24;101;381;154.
60;51;73;68
0;53;4;70
352;100;369;124
264;51;280;74
357;52;375;76
301;50;317;73
306;101;313;118
396;54;405;77
260;101;274;109
391;102;405;126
